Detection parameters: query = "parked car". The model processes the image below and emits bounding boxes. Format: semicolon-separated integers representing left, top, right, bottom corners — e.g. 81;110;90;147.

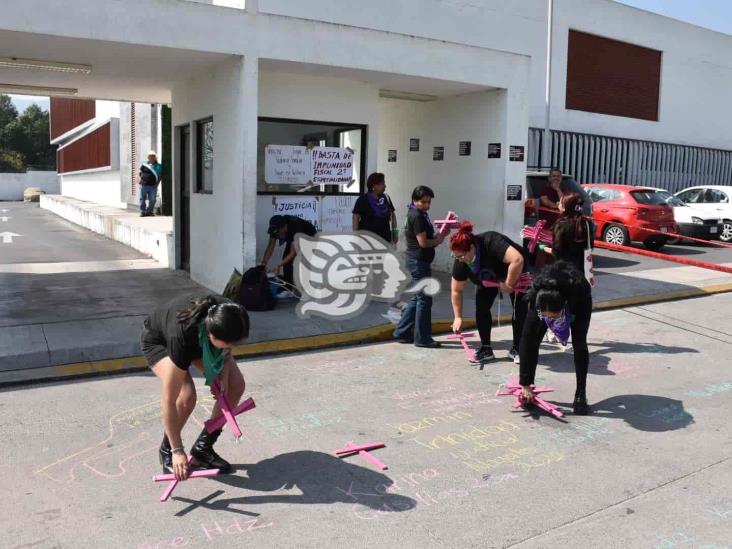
523;171;593;225
674;185;732;242
582;184;676;250
649;188;722;243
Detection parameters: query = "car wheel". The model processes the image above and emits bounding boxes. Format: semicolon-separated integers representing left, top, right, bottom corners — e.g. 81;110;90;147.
644;238;666;251
602;223;630;246
720;220;732;243
666;236;681;245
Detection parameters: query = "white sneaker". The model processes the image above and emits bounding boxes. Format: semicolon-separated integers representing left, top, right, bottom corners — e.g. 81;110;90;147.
545;333;558;344
508;347;520;364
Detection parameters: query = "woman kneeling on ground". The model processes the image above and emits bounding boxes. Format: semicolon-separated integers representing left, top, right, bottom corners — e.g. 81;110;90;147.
518;261;592;415
141;294;249;480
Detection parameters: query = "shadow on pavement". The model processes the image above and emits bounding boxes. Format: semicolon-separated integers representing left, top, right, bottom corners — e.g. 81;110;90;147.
555;394;695;432
171;450;417;518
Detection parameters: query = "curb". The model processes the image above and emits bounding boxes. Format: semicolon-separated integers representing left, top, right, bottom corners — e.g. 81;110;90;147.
3;283;732;388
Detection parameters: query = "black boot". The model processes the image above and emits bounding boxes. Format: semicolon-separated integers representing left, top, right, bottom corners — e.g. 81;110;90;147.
190;428;232;474
159;434;173;474
573;392;590;415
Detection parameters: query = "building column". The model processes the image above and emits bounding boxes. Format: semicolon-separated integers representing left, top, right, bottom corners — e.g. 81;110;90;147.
500;83;530;240
240;55;259;268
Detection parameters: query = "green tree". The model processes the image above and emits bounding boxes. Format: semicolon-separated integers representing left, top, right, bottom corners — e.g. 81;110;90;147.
0;95;18;129
0;95;21;171
3;104;56;170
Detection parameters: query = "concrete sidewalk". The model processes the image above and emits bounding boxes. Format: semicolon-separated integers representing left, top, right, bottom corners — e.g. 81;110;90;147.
3;199;732;385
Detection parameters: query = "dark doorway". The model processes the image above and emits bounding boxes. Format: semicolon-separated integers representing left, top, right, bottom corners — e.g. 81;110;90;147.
179;125;191;272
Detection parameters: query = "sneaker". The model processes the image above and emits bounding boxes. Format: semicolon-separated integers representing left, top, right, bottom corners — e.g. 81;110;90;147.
470;346;495;364
415;340;442;349
508;347;520;364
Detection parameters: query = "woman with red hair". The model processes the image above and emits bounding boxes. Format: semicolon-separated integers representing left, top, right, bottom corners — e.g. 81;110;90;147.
450;221;528;364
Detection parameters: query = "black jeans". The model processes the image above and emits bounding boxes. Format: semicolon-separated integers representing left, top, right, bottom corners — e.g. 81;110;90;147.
475;287;527;349
519;297;592;395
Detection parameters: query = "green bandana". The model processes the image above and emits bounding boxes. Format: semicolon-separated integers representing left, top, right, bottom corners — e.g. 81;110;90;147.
198;322;225;386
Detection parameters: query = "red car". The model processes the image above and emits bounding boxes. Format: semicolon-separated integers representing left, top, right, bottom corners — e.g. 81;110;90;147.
582;184;677;250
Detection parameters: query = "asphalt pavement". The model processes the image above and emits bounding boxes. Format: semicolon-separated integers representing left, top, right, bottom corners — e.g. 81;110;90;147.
3;293;731;548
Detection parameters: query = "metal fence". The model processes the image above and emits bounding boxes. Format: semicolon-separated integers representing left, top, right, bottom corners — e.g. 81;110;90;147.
528;128;732;193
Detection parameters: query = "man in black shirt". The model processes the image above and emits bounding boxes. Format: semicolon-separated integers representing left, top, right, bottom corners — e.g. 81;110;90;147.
261;215;318;286
449;223;528;364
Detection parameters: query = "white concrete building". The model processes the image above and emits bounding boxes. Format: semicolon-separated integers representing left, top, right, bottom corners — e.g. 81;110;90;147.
2;0;732;291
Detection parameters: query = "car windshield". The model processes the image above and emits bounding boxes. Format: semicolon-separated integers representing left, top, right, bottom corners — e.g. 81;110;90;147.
654;190;686;207
630;190;669;206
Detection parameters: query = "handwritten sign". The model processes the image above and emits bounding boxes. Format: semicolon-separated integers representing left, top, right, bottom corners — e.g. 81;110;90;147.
311;147;354;185
264;145;310;184
321;195;358;233
273;196;319;230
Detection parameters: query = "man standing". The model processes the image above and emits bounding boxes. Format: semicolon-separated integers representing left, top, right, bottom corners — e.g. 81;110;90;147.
139;150;163;217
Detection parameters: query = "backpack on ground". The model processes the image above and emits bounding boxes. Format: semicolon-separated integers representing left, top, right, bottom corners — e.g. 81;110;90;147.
239;265;275;311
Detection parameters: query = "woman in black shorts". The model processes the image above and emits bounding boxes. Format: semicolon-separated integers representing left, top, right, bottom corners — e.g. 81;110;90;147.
141;294;249;480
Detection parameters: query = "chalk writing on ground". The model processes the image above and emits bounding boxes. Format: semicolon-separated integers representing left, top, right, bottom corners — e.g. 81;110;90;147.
654;531;730;549
387;411;473;438
137;518;274;548
255;408;345;437
687;382;732;398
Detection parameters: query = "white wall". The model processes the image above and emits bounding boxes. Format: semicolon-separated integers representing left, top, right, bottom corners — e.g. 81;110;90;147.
379;92;511;272
0;172;59;201
548;0;732;150
59;170;125;208
173;58;248;292
254;70;380;260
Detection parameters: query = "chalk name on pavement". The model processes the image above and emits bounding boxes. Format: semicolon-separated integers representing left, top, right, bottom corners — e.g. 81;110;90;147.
707;503;732;520
653;531;729;549
386;411;473;438
394;390;501;415
639;404;695;425
255;408;345;437
687;381;732;398
138;519;274;548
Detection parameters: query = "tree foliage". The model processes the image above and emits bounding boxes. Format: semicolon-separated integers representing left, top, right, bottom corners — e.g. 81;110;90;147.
0;95;56;172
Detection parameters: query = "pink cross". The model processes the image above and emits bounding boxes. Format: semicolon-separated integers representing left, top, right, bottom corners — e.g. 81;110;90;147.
434;211;461;236
447;331;477;363
481;272;533;294
521;220;553;253
153;457;220;502
497;375;564;419
334;442;387;470
206;379;256;439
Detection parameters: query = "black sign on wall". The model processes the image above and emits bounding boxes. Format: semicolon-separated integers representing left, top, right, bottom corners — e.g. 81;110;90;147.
433;147;445;161
409;138;420;152
488;143;501;159
459;141;472;156
506;184;523;201
509;145;525;162
388;150;397;163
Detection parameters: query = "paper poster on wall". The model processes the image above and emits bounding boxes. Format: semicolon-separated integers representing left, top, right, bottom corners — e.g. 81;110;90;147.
433;146;445;161
409;138;420;152
311;147;354;185
321;195;358;233
509;145;525;162
265;145;310;184
506;184;523;201
272;196;320;231
388;150;397;163
459;141;472;156
488;143;501;159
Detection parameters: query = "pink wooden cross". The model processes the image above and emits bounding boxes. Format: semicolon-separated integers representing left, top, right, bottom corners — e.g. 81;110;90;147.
497;375;564;419
334;442;387;470
447;331;477;363
481;272;533;294
153;457;220;502
434;211;461;236
206;379;256;439
521;220;553;253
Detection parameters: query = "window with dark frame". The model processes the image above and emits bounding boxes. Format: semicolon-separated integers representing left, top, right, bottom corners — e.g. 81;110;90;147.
196;117;214;194
257;117;366;195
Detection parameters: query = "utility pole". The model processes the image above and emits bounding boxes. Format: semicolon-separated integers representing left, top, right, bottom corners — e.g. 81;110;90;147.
542;0;554;171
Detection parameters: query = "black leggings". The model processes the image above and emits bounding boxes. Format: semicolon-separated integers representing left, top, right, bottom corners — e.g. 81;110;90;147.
475;287;528;349
519;300;592;395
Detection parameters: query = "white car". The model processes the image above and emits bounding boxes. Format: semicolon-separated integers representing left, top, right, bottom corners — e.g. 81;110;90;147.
651;189;723;242
675;186;732;242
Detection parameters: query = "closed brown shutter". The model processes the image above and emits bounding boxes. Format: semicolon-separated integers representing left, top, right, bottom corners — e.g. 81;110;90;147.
50;98;96;140
57;123;111;174
566;30;661;122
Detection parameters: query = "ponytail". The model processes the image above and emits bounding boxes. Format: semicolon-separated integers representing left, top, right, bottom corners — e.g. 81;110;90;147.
449;220;475;253
178;296;250;344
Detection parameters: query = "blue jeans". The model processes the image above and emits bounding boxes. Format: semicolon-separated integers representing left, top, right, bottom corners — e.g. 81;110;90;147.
140;185;157;214
394;256;433;345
